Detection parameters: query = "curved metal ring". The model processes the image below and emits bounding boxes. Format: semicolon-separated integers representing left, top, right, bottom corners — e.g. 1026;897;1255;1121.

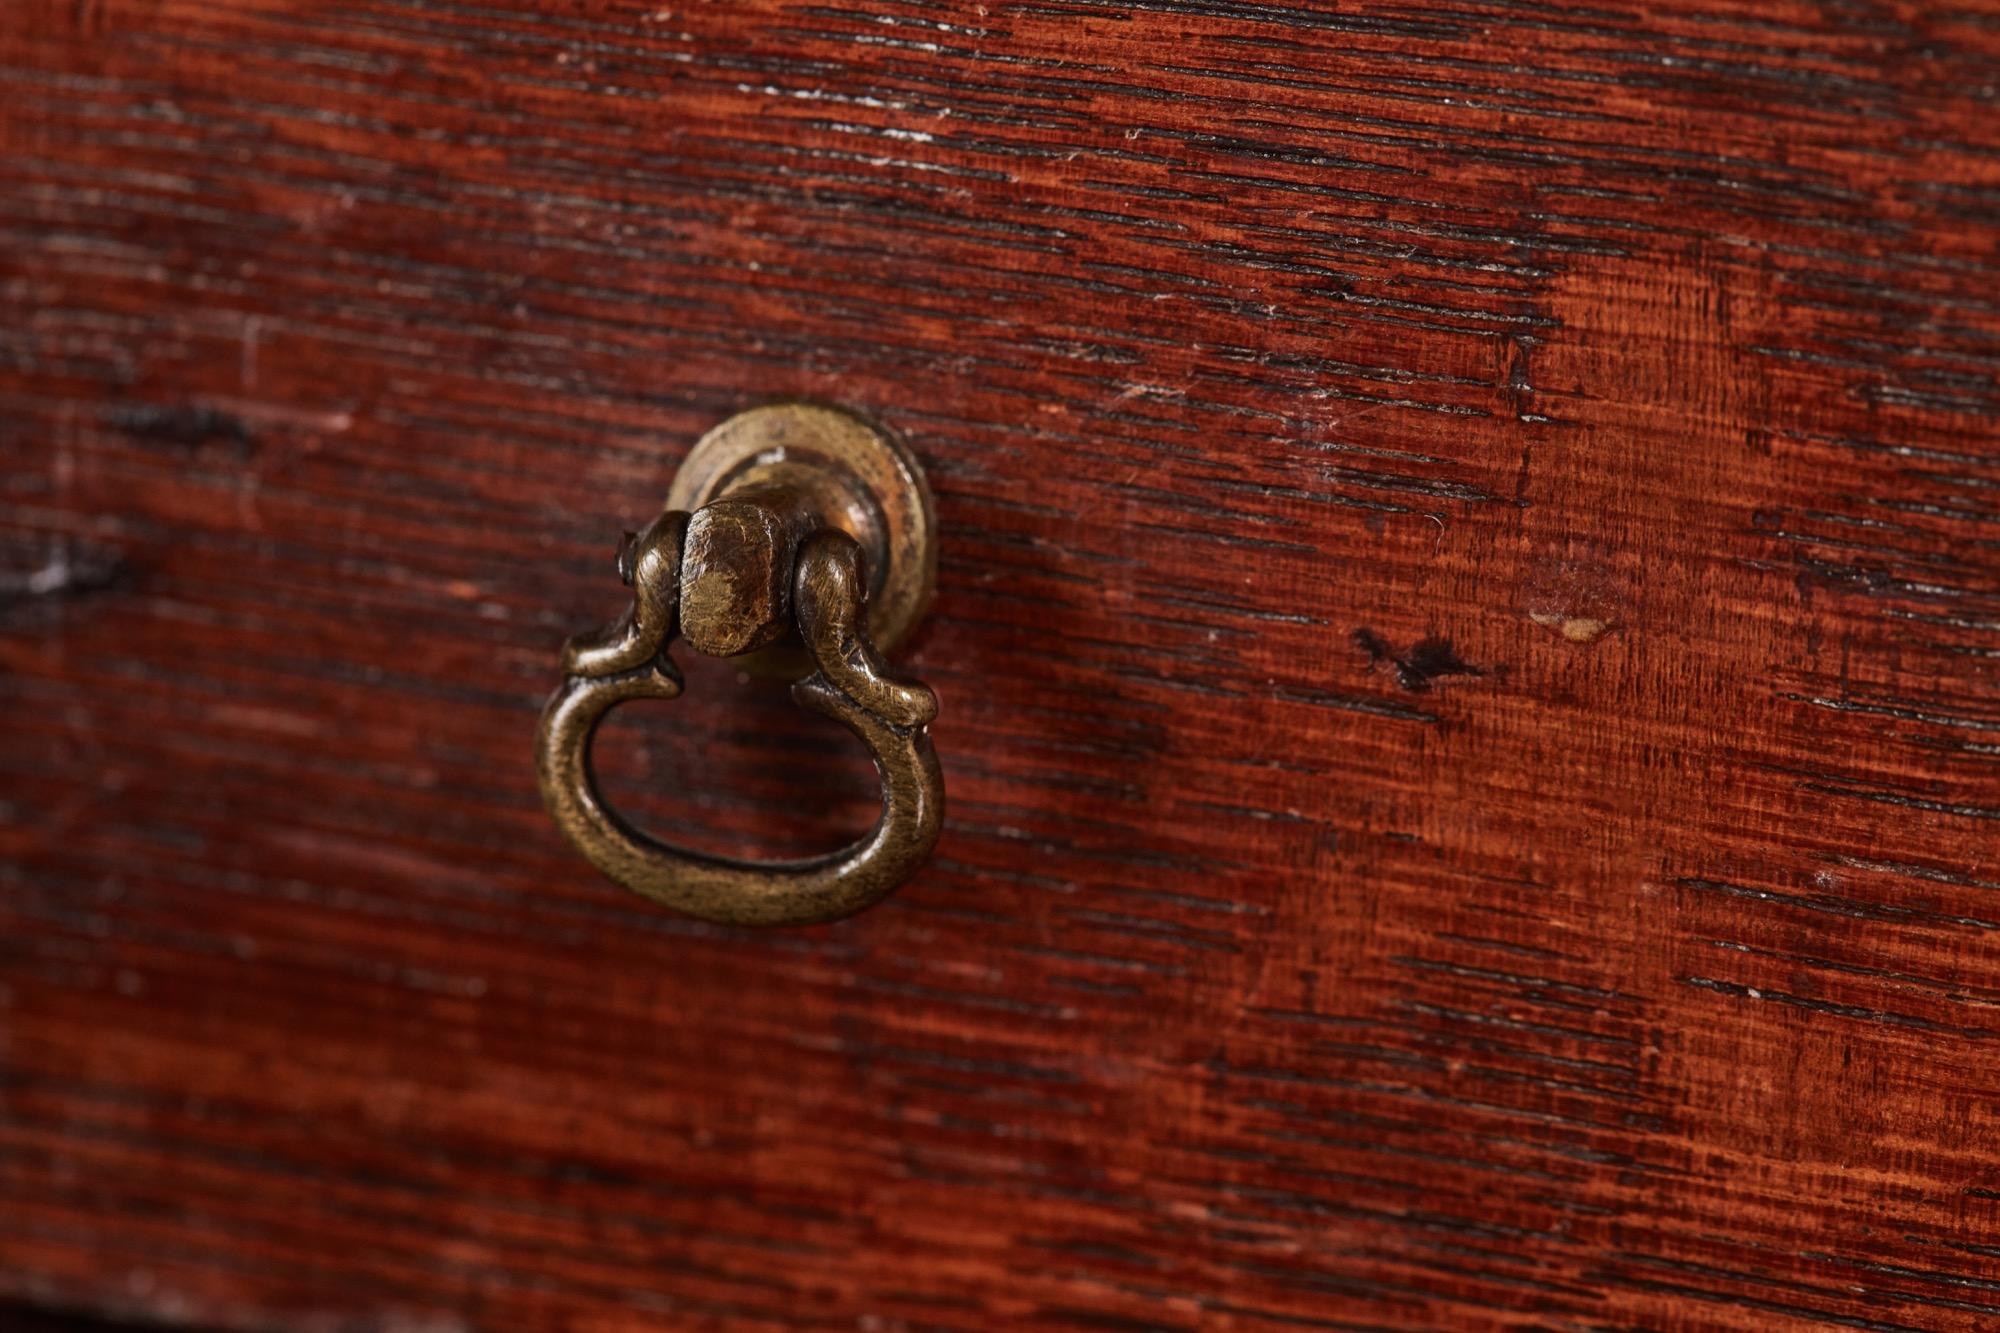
534;516;943;927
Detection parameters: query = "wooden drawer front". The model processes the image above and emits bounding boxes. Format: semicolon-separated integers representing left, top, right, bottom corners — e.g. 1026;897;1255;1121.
3;3;1998;1329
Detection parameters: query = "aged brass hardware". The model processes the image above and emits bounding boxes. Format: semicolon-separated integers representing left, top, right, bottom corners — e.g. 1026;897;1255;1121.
535;404;942;926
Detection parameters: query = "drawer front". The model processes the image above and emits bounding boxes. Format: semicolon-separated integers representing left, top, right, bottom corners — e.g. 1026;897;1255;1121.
4;3;1998;1329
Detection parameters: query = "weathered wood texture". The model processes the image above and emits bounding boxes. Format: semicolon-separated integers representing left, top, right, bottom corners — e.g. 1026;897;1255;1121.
3;1;1999;1329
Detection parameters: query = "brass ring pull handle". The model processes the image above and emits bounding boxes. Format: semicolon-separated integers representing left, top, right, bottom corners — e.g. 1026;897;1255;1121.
534;405;943;927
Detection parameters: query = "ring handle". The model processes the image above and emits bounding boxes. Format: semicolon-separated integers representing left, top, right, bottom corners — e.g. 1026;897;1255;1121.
534;406;943;927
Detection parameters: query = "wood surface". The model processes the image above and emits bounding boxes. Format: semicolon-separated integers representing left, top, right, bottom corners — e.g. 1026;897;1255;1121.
3;1;1999;1328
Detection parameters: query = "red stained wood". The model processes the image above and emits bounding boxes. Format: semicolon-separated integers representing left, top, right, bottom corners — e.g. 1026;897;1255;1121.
3;1;1999;1328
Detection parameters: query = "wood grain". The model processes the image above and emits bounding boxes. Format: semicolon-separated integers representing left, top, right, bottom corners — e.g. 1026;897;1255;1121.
3;1;1999;1328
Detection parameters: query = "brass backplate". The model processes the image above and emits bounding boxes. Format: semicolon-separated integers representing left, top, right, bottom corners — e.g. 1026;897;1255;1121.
665;403;936;672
